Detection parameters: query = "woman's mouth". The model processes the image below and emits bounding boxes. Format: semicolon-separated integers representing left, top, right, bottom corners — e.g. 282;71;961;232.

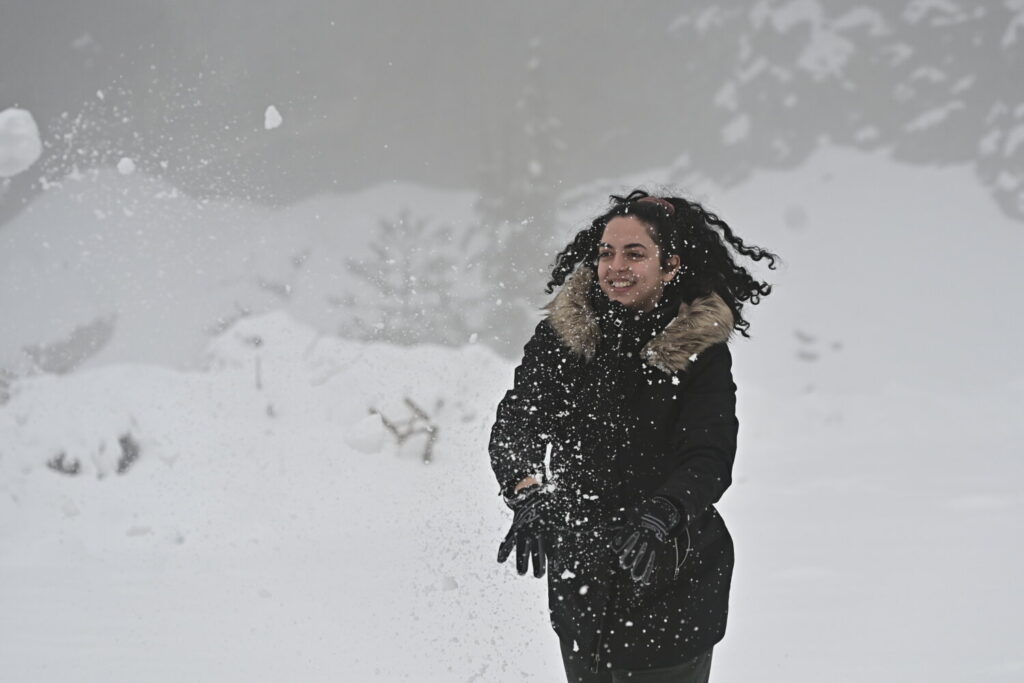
608;279;635;291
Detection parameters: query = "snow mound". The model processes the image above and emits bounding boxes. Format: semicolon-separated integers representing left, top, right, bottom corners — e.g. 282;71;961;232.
343;412;386;454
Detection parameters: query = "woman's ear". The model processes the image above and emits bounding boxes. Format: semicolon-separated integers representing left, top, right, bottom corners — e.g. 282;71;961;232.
662;255;681;282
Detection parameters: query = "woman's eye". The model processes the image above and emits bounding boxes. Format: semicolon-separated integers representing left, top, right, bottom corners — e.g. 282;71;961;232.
598;252;611;259
628;252;644;260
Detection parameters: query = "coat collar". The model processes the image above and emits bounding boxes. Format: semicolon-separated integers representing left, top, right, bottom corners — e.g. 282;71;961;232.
543;267;734;374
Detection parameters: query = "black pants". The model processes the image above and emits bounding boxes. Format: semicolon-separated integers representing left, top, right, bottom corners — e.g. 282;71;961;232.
559;638;713;683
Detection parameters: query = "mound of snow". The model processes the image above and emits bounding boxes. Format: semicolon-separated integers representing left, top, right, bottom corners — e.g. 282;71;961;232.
343;412;386;454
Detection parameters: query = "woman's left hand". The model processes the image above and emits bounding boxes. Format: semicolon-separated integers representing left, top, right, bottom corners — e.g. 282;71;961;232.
609;496;685;585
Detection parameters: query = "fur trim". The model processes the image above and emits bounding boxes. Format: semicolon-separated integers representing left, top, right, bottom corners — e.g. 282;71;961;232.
545;268;734;373
543;268;601;362
640;291;734;373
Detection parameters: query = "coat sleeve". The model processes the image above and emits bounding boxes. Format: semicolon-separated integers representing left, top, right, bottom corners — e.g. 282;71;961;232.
654;342;739;523
489;319;570;500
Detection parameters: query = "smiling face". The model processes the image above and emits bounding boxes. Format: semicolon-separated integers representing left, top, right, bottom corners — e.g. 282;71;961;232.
597;216;680;312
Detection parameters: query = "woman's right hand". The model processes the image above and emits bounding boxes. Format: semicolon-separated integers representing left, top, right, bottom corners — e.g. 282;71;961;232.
497;483;548;578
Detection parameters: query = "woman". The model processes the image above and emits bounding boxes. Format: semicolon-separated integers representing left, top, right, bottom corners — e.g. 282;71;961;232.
490;189;777;682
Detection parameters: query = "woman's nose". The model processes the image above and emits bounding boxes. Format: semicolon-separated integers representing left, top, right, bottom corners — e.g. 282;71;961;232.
611;254;629;270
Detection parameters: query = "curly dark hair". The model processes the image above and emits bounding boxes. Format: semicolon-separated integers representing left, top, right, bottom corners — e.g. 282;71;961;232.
546;189;779;337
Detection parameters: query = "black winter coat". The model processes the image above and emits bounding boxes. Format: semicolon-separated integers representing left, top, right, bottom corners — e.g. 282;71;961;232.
489;267;739;672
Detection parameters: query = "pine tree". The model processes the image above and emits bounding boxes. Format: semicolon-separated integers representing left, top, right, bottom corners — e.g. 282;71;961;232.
341;211;483;346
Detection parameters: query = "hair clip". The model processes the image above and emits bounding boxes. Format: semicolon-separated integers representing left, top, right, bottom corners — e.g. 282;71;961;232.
635;196;675;215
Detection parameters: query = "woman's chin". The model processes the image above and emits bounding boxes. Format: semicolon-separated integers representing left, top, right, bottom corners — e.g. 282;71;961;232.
614;297;644;311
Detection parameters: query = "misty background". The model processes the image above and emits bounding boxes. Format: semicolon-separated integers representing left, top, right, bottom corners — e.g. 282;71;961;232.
2;1;1023;369
2;2;1024;681
3;1;1022;211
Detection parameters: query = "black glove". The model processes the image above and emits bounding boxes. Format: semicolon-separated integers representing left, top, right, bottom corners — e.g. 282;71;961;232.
497;484;551;578
609;496;685;585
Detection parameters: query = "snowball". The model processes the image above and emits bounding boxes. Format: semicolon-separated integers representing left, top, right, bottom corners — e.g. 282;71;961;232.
0;108;43;178
264;105;283;130
343;412;386;454
117;157;136;175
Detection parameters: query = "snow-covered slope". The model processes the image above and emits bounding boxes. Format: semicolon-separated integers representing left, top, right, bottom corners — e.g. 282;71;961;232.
2;141;1022;680
0;310;1022;682
0;170;477;374
5;144;1020;396
0;312;539;682
559;145;1024;394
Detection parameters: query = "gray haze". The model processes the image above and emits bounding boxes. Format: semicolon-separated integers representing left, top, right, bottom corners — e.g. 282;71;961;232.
2;0;1023;369
2;1;1022;221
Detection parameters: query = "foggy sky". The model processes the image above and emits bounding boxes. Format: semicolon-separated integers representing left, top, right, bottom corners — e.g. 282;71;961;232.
4;0;1020;222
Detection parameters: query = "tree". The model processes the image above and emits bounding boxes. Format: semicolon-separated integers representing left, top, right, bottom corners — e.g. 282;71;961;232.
665;1;1024;217
340;211;484;346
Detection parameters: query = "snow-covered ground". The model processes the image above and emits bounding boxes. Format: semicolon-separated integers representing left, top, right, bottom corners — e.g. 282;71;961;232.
1;310;1021;682
1;313;542;682
2;143;1023;681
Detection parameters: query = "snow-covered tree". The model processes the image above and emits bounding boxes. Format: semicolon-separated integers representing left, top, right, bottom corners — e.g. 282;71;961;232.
340;211;484;346
666;1;1024;217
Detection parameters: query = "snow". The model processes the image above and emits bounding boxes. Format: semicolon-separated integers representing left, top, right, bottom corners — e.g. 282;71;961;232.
1003;4;1024;46
0;171;479;375
722;114;751;145
1004;122;1024;157
0;144;1022;681
1;312;546;682
905;101;964;132
264;105;283;130
903;0;965;25
832;6;889;36
343;412;386;454
116;157;136;175
0;108;43;178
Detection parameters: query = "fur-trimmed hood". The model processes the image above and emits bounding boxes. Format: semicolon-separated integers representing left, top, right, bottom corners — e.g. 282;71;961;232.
543;268;734;374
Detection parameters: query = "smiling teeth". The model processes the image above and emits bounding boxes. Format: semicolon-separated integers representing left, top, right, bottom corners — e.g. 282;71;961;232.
611;280;633;287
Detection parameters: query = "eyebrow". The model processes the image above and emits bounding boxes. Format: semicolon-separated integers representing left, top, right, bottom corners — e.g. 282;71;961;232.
598;242;649;250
